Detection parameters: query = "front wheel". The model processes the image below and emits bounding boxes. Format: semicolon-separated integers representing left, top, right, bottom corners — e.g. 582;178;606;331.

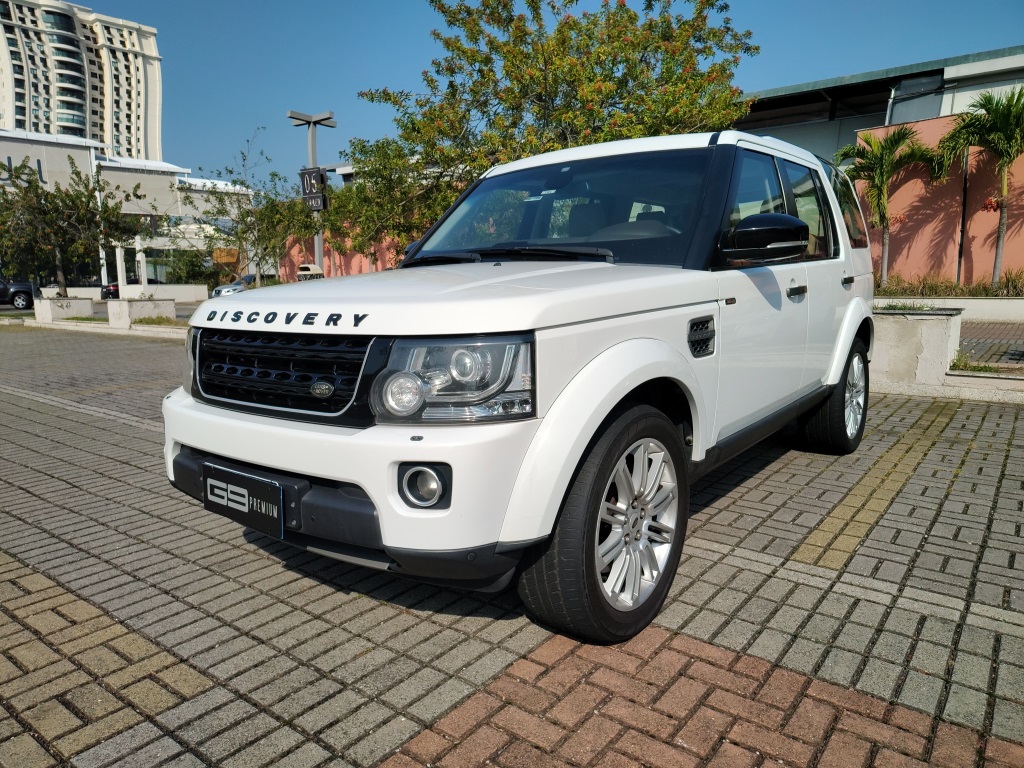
11;292;31;310
517;405;689;644
801;338;869;454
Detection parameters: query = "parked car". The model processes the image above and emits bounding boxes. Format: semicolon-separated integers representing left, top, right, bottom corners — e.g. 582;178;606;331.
100;277;162;300
165;131;873;643
211;274;256;297
0;278;36;309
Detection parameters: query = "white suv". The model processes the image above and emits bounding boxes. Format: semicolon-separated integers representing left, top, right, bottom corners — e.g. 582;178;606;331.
164;131;873;643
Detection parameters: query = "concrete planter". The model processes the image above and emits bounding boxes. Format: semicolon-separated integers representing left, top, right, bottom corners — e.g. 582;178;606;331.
107;298;175;329
872;308;962;387
34;297;94;322
874;297;1024;323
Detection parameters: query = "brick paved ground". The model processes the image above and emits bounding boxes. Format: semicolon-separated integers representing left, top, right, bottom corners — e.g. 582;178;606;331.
0;325;1022;767
961;322;1024;365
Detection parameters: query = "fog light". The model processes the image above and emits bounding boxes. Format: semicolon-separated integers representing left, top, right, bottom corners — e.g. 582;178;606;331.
403;466;444;507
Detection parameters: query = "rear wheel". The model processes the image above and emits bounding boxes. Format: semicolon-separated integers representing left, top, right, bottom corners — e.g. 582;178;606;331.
518;405;688;644
11;292;31;310
801;338;868;454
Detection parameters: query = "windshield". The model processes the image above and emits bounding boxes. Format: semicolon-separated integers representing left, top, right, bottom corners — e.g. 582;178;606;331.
414;149;712;268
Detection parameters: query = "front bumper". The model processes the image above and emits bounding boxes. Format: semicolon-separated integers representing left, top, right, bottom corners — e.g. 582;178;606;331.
162;388;544;588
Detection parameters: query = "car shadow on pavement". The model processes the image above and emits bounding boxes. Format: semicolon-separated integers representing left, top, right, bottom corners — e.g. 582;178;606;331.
239;429;803;633
241;527;523;622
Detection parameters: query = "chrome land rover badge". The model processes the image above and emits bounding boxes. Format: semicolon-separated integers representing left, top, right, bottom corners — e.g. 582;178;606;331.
310;380;335;398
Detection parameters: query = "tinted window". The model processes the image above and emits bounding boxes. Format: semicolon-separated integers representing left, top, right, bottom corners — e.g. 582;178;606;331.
780;160;831;260
418;149;712;267
831;170;870;248
724;150;784;229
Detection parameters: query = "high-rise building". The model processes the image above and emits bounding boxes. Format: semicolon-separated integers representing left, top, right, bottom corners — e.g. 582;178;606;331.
0;0;160;160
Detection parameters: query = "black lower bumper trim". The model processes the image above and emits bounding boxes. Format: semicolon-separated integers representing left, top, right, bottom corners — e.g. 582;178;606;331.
170;446;530;591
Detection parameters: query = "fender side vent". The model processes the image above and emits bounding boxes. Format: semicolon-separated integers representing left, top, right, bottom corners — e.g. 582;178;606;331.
688;316;715;358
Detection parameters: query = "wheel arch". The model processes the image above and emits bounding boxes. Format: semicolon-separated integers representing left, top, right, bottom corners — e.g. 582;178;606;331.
498;338;705;545
824;299;874;386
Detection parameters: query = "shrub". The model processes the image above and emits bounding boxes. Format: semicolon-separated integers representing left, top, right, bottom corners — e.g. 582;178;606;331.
874;269;1024;297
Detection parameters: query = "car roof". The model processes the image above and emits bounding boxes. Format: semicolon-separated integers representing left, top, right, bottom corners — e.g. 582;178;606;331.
484;130;821;178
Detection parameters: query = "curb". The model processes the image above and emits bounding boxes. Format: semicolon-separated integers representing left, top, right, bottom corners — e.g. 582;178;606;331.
22;319;187;339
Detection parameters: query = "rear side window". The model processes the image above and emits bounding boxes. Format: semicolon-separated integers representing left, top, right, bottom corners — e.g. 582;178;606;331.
831;171;869;248
780;160;832;260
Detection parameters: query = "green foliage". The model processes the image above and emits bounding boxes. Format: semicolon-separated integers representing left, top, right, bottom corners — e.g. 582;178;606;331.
178;132;318;281
835;126;939;230
874;268;1024;297
0;157;147;295
328;0;758;263
835;126;939;287
949;350;998;373
158;249;219;290
938;86;1024;285
132;316;189;327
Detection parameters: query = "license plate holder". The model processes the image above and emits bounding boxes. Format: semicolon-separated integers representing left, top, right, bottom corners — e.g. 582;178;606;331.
202;463;284;538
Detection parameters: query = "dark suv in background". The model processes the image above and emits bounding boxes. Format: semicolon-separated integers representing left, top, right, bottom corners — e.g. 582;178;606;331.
0;279;35;310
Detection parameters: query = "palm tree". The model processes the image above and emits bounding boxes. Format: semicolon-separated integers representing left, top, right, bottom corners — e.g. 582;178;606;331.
836;125;938;286
939;87;1024;286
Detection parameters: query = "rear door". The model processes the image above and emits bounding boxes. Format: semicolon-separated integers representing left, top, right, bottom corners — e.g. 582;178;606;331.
777;159;845;388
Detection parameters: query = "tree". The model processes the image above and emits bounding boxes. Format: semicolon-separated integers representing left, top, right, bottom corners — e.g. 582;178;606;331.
939;86;1024;285
0;158;148;295
835;126;938;287
178;134;317;284
329;0;758;263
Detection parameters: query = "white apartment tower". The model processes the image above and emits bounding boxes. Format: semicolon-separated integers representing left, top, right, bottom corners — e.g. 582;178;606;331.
0;0;161;160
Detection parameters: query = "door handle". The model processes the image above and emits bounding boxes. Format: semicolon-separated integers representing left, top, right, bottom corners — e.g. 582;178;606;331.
842;276;855;286
787;285;807;298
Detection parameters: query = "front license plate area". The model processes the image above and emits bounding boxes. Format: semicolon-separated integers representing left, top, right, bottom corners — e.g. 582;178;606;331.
202;463;284;538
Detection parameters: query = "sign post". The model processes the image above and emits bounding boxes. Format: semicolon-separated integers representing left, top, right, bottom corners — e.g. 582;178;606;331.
299;167;328;212
287;110;336;269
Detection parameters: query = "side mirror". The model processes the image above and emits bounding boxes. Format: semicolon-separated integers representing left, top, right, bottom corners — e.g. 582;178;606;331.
404;240;419;256
719;213;809;264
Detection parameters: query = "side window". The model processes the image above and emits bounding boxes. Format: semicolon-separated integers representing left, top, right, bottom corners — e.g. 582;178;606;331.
780;160;831;260
831;171;870;248
725;150;785;229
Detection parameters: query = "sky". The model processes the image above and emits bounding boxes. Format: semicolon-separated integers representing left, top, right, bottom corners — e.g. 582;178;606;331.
91;0;1024;184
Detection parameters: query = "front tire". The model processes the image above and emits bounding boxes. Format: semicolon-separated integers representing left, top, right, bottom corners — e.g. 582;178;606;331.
801;338;868;454
11;292;31;310
518;405;689;644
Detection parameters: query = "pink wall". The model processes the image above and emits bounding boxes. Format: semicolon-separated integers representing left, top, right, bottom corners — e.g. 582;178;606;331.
280;236;392;282
859;116;1024;283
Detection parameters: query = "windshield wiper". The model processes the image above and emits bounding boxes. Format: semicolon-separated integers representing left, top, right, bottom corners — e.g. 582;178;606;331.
401;253;482;268
470;245;614;263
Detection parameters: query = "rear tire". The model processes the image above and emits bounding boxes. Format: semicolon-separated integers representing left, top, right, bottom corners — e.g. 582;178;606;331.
517;405;688;644
11;292;31;310
801;338;868;454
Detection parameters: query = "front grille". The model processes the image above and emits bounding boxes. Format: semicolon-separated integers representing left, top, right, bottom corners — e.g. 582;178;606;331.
687;316;715;358
196;330;373;415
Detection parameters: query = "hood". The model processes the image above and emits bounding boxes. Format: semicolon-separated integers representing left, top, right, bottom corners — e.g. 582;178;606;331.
190;261;718;336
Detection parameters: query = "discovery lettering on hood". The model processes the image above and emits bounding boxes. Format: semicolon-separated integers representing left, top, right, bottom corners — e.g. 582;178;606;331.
204;309;369;328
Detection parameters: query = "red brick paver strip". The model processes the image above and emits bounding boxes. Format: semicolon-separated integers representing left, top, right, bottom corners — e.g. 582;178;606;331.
383;629;1016;768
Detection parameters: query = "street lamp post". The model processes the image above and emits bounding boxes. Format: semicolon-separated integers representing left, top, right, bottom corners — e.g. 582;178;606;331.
287;110;336;270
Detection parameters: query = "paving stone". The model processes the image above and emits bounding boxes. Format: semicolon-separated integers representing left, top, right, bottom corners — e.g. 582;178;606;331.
897;671;944;715
992;699;1024;743
857;658;902;700
943;684;989;730
71;722;163;768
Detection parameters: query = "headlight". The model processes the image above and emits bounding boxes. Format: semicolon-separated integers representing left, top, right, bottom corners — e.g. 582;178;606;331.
182;327;196;395
371;335;534;423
